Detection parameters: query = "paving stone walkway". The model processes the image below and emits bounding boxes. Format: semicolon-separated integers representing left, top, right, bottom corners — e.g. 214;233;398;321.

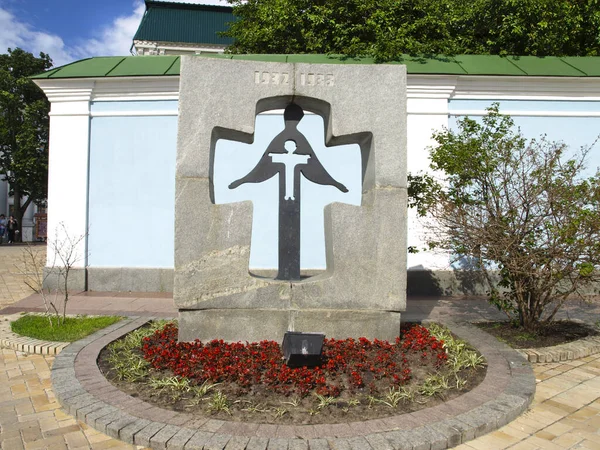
0;348;139;450
0;245;41;310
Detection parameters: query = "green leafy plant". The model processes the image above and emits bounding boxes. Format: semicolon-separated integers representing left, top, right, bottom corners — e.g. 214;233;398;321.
419;105;600;332
273;407;288;419
208;391;231;414
314;393;337;410
418;374;450;397
109;355;150;383
281;397;300;408
105;322;171;383
149;376;192;392
241;401;270;413
381;387;414;408
191;380;220;397
428;324;485;374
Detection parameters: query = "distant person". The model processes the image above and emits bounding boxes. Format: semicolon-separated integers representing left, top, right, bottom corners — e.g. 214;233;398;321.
7;215;19;244
0;214;6;244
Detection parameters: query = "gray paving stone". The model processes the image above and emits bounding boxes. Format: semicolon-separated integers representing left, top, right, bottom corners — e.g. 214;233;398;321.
135;422;167;448
363;433;393;450
382;431;414;450
168;427;197;450
184;431;215;450
120;418;152;444
400;429;430;450
54;385;85;400
454;410;496;438
328;439;351;450
65;393;98;416
204;433;233;450
348;436;373;450
416;426;447;450
245;437;269;450
437;417;474;443
287;439;308;450
307;439;330;450
267;438;289;450
85;405;118;430
151;424;182;449
104;413;138;440
95;411;127;434
224;435;251;450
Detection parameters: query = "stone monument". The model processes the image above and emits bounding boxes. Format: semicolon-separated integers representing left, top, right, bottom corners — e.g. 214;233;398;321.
175;57;407;342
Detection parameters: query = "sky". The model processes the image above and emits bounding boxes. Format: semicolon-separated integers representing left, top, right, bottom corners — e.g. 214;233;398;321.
0;0;229;67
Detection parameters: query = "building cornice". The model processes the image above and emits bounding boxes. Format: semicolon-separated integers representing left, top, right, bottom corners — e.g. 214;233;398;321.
408;74;600;101
34;77;180;103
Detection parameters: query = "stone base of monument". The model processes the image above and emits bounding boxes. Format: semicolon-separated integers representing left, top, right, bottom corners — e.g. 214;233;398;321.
178;309;401;342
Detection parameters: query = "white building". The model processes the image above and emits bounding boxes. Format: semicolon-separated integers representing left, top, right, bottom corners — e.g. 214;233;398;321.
32;54;600;294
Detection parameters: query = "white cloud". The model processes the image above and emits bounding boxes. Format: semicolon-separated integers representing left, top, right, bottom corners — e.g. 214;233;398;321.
75;1;145;59
0;1;145;67
0;8;75;66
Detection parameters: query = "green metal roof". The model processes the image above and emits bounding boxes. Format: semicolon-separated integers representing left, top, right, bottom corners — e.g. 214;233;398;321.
31;54;600;79
133;1;234;46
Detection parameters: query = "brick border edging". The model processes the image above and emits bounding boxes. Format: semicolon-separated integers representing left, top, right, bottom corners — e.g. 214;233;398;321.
0;313;69;355
52;319;535;450
516;335;600;363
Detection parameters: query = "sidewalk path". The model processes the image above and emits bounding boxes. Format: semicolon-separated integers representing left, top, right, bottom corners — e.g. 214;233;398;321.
1;245;600;449
0;245;41;310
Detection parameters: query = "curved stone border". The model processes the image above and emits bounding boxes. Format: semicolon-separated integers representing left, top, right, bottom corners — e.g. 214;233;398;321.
0;313;69;355
52;318;535;450
516;335;600;363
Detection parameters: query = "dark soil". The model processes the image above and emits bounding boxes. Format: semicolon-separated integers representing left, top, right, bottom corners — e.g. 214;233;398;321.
475;320;599;349
98;336;487;425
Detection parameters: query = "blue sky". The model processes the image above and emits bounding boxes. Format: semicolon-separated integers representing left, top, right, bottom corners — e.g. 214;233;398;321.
0;0;228;67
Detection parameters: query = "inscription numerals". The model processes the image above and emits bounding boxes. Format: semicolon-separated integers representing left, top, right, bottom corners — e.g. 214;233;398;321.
254;71;289;85
253;71;335;87
300;73;334;87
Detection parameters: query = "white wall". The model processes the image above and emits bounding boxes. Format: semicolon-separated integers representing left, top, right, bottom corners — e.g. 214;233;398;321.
35;74;600;281
87;100;178;268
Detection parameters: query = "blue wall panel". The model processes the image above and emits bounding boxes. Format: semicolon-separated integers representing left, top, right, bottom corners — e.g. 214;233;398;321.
88;105;177;268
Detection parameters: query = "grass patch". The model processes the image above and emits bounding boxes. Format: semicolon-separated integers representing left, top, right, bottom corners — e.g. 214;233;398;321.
10;314;122;342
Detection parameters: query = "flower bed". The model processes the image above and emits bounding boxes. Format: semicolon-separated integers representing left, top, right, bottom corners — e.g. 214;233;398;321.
100;322;486;424
142;323;448;397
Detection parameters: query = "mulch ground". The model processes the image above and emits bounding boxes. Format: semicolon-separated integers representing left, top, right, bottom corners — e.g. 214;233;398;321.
475;320;599;349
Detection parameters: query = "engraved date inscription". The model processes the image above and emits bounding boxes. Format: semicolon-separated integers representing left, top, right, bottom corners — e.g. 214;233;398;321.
299;72;334;87
254;71;289;85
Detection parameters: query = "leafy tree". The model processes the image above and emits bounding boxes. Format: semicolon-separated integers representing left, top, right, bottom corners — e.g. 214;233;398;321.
0;48;52;234
415;105;600;331
224;0;600;60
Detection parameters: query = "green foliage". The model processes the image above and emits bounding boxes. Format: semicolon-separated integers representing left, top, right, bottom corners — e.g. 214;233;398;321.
10;314;122;342
418;374;450;397
427;323;485;370
314;393;337;410
0;48;52;226
224;0;600;61
208;391;231;414
420;105;600;331
149;376;193;392
105;322;168;382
